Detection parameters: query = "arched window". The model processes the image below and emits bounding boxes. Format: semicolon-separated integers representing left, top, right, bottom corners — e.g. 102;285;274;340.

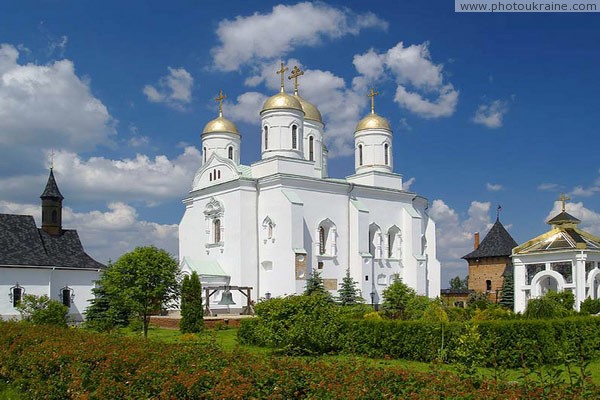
292;125;298;149
228;146;233;160
61;286;73;308
358;144;363;166
369;224;382;258
10;284;23;307
384;143;389;165
214;219;221;243
319;226;326;255
309;136;314;161
387;226;401;259
267;223;273;239
51;210;57;223
264;126;268;150
203;147;207;163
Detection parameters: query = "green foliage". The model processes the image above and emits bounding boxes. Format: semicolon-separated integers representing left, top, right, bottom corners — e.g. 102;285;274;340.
179;272;204;333
449;275;468;290
545;290;575;311
499;272;514;310
405;295;433;320
421;300;449;323
580;297;600;315
5;321;598;399
336;269;363;305
382;277;417;319
472;304;516;321
16;294;68;327
525;291;574;319
446;306;471;322
467;292;492;310
451;323;485;377
364;311;383;321
101;246;180;337
303;270;330;299
238;294;343;355
337;303;373;320
84;277;131;332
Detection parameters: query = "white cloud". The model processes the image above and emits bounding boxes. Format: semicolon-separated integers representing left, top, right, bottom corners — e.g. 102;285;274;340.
224;92;267;124
0;147;202;205
0;43;115;153
402;177;416;191
486;182;503;192
143;67;193;109
473;99;509;128
430;200;494;285
571;186;599;197
212;2;387;71
538;183;560;191
545;201;600;236
0;201;178;263
353;42;459;119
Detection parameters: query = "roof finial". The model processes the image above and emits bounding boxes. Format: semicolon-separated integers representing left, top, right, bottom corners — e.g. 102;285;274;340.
367;87;379;114
288;66;304;95
558;192;570;212
215;90;226;117
496;204;502;221
276;62;289;93
49;149;55;170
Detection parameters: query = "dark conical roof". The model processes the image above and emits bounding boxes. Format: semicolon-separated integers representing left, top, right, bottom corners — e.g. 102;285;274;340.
462;218;518;260
40;169;64;200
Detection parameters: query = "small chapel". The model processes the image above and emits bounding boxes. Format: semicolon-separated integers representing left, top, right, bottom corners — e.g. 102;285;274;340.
0;169;105;321
513;195;600;312
178;64;441;307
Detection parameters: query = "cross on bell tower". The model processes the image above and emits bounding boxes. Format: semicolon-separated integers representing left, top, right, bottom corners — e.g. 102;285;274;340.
558;193;570;212
367;87;379;114
276;62;289;93
288;65;304;95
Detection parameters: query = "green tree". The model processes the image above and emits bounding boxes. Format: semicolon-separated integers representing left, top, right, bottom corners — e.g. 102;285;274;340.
103;246;180;338
524;295;569;319
180;271;204;333
337;269;363;306
304;270;330;299
499;272;514;310
85;264;132;332
580;297;600;315
382;277;416;319
545;290;575;311
467;292;492;310
449;275;468;290
16;294;68;327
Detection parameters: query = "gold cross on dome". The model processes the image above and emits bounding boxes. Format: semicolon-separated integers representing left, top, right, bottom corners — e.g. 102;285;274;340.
288;66;304;95
558;193;570;212
276;62;289;92
368;88;379;113
215;90;226;116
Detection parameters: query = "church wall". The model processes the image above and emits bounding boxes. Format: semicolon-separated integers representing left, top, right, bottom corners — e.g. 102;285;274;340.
0;267;100;321
467;257;510;296
0;267;52;319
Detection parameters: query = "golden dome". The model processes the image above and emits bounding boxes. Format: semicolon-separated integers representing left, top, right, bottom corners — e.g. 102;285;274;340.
355;112;391;132
295;95;322;123
261;91;303;113
202;115;239;135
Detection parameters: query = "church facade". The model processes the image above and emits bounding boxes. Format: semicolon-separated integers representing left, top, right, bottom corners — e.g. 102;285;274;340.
178;65;441;306
0;170;105;321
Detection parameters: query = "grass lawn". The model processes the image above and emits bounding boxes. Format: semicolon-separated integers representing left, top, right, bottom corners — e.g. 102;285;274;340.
0;383;22;400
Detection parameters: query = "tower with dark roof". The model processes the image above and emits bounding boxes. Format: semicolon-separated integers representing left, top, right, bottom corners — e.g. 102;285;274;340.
462;217;518;300
40;168;64;235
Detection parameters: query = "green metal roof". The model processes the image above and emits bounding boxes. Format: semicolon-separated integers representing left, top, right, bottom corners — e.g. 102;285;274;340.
181;257;229;277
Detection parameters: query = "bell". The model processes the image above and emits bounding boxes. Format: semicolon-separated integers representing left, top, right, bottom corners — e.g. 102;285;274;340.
218;290;236;305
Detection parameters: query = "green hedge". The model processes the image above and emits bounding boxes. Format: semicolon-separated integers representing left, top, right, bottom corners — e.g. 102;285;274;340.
4;321;585;399
239;316;600;368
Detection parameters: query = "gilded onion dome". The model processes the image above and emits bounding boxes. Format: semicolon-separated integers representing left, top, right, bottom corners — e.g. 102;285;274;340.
261;91;303;113
295;95;323;123
202;90;240;135
202;116;239;135
355;88;391;132
355;112;391;132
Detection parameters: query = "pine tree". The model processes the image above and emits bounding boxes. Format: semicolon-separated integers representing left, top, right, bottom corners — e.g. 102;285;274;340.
499;272;514;310
180;271;204;333
337;269;363;305
304;270;330;299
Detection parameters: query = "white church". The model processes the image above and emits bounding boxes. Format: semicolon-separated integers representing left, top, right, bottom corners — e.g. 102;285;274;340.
178;64;441;306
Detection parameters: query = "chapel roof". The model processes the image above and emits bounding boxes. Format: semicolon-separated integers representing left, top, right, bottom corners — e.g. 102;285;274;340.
462;218;518;260
0;213;105;269
261;91;304;113
294;94;323;123
40;169;64;200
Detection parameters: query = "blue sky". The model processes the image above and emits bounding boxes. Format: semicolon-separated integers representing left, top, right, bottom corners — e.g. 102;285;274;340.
1;1;599;287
